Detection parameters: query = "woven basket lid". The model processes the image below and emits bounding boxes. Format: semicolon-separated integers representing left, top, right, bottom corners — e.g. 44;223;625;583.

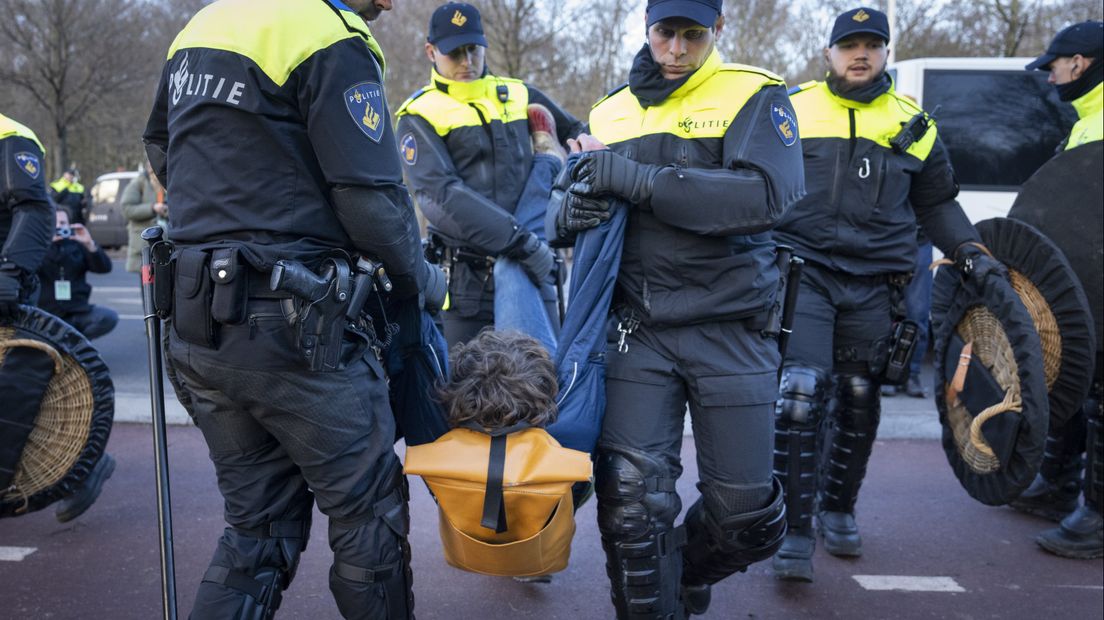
932;264;1048;506
0;305;114;518
975;217;1096;428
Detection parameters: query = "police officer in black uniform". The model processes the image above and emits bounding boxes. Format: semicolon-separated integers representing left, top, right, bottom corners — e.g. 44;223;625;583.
1014;21;1104;559
143;1;436;617
771;7;994;582
0;113;53;319
548;0;804;615
395;2;584;346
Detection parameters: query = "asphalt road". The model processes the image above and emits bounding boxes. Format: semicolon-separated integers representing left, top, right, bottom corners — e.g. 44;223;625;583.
2;258;1101;618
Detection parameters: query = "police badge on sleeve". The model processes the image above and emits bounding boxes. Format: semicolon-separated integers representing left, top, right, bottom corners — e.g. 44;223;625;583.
14;152;41;180
771;103;798;147
344;82;386;143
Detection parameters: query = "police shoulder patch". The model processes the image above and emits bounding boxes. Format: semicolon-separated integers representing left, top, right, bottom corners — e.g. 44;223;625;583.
400;132;417;165
14;152;41;180
771;103;798;147
344;82;387;143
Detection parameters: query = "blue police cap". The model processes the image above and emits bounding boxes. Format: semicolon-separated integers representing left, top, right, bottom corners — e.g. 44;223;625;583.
646;0;723;27
829;7;890;46
1026;21;1104;71
427;2;487;54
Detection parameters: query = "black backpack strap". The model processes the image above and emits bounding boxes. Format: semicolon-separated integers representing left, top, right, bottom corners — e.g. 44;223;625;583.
461;421;532;533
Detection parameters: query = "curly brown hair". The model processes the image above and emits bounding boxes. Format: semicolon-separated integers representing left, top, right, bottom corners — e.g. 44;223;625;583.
438;330;558;430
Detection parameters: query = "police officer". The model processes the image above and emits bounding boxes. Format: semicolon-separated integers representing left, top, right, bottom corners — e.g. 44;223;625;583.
49;169;88;225
395;2;584;346
0;112;53;319
1014;20;1103;559
771;7;995;582
142;1;436;616
548;0;803;615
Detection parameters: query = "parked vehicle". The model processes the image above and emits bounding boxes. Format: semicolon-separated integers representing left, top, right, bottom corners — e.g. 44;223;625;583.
889;57;1077;223
86;171;139;249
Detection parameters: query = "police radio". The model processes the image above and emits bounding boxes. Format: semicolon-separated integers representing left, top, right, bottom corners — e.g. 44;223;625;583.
890;105;940;154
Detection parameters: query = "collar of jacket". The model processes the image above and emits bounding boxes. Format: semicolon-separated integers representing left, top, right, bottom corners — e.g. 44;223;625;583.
629;46;722;108
431;68;500;103
817;78;895;110
1071;80;1103;120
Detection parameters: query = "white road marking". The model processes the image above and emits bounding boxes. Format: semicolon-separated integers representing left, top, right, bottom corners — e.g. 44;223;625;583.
108;298;142;304
1053;585;1104;590
118;314;147;320
91;286;140;294
853;575;966;593
0;546;37;561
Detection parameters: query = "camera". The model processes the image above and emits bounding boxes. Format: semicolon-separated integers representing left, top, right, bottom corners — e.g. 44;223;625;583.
56;226;72;239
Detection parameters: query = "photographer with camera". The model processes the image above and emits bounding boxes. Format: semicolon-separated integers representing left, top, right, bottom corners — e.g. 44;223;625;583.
36;207;117;340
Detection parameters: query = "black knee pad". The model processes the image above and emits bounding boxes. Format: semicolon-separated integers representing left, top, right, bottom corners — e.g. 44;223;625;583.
594;444;681;542
836;373;881;432
776;366;831;429
330;458;414;619
683;478;786;585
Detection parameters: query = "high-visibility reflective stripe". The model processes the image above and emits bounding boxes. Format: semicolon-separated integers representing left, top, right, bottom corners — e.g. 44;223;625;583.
588;50;783;145
790;81;936;160
168;0;385;86
0;113;45;153
397;72;529;137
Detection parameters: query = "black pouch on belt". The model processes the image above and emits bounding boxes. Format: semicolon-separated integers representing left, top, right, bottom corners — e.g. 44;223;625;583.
173;248;217;348
210;247;248;325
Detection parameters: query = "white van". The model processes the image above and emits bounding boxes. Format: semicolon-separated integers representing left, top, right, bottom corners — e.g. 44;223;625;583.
889;57;1077;223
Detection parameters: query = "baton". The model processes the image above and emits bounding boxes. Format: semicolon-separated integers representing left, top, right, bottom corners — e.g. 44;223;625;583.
140;226;178;620
777;255;804;361
554;252;566;324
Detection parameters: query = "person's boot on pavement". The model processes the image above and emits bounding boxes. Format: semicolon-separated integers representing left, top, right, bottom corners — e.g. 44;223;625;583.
905;374;925;398
1013;411;1086;522
56;452;115;523
1037;401;1103;559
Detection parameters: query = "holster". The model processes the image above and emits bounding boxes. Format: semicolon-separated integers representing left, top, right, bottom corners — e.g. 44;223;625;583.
173;248;217;348
209;247;248;325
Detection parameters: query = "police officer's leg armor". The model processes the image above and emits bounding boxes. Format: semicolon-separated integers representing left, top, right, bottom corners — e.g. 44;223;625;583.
771;366;831;581
193;509;313;619
595;444;684;619
1037;369;1104;559
1012;408;1087;521
330;458;415;619
818;370;881;557
681;478;785;587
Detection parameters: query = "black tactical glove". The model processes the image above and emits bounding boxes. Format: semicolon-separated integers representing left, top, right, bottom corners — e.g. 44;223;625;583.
507;231;556;285
954;242;1008;283
0;266;24;319
558;191;613;233
568;149;663;205
422;261;447;313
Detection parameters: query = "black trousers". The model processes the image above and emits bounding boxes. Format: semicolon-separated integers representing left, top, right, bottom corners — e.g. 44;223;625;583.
601;319;780;497
167;299;407;618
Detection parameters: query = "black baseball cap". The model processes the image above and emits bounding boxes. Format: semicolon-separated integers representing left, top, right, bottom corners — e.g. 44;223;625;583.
646;0;723;27
829;7;891;46
427;2;487;54
1026;21;1104;71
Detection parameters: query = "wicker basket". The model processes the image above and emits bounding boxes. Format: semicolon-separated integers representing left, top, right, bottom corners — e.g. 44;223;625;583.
0;327;95;513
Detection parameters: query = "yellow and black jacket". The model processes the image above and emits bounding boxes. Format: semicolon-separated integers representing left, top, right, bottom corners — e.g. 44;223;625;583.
774;79;978;275
1;113;54;274
583;48;805;326
1066;81;1103;151
395;70;583;257
142;0;419;276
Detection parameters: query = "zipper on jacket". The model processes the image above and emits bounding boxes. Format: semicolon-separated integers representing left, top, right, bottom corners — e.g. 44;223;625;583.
847;108;857;161
247;312;283;339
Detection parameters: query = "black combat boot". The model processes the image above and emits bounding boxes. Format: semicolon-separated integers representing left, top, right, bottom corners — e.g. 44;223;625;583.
56;453;116;523
1012;410;1086;522
817;373;880;557
1037;405;1103;559
772;529;815;582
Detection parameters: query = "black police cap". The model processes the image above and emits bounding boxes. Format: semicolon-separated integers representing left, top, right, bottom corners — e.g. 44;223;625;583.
427;2;487;54
646;0;723;27
1026;21;1104;71
829;7;890;46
